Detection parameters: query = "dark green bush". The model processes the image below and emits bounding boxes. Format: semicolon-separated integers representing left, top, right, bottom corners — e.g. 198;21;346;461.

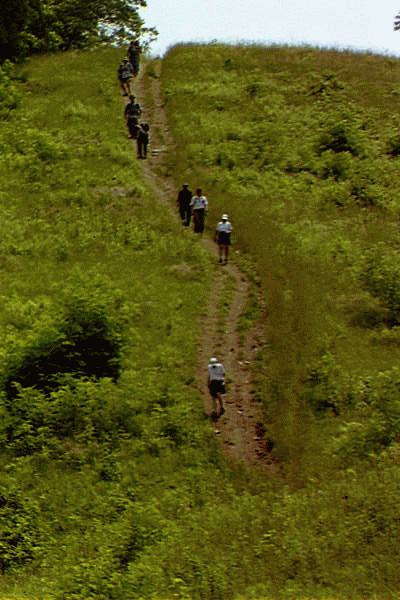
317;120;360;156
3;276;126;400
387;133;400;157
318;149;354;181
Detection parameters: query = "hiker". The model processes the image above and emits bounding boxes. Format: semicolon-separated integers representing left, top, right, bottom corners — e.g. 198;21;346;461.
190;188;208;233
207;357;226;417
177;184;192;226
137;123;150;159
124;95;142;138
214;213;233;264
118;58;132;96
127;40;141;77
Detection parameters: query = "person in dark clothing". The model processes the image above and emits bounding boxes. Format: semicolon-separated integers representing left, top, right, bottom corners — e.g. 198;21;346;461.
137;123;149;159
127;40;141;77
124;95;142;139
177;184;192;226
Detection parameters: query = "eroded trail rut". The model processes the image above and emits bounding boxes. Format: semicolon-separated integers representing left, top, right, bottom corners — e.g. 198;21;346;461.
128;59;277;475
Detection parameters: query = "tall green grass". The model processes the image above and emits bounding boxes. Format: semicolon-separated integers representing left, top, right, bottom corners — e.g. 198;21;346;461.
2;45;400;600
160;43;400;473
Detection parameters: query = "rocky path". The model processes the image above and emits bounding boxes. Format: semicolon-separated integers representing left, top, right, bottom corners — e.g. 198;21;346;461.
128;59;277;475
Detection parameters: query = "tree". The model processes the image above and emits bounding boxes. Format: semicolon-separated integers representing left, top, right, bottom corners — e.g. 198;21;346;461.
43;0;151;50
0;0;157;61
0;0;31;59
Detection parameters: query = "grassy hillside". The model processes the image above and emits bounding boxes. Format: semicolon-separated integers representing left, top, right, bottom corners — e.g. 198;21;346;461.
161;43;400;470
1;45;400;600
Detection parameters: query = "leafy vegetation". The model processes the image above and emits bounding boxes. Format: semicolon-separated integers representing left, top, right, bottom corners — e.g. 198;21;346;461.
160;42;400;461
158;43;400;596
3;42;400;600
0;0;157;61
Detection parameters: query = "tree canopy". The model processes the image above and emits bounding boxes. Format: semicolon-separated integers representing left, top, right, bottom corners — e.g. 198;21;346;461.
394;10;400;30
0;0;157;61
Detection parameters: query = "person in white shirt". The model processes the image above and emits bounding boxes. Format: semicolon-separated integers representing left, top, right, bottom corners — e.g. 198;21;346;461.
190;188;208;233
214;214;233;264
207;357;226;417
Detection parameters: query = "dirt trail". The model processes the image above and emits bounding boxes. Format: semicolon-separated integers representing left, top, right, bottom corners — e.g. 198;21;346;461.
129;59;277;475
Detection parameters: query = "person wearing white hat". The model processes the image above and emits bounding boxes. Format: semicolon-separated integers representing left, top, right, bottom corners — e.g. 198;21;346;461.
214;214;233;264
207;357;226;417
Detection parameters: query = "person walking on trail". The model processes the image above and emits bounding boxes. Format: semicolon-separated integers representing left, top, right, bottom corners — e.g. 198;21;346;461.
127;40;141;77
190;188;208;233
208;357;226;418
124;95;142;138
118;58;132;96
177;184;192;226
214;213;233;264
137;123;150;159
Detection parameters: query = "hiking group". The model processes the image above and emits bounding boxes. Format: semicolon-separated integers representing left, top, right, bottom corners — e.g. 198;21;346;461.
176;183;231;418
176;183;232;415
177;184;233;264
118;43;230;421
118;41;150;159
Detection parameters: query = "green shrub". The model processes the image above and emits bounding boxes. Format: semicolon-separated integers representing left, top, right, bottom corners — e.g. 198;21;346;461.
332;368;400;464
317;149;354;181
2;377;142;457
0;60;22;117
387;132;400;157
359;245;400;316
0;486;41;572
317;120;361;156
3;273;126;399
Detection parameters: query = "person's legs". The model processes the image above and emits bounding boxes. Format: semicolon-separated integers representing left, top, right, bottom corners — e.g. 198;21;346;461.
128;120;138;138
224;244;229;264
218;244;223;263
137;137;143;158
198;209;205;233
218;391;225;415
208;381;218;417
193;211;199;232
131;60;139;77
185;206;191;226
120;78;127;95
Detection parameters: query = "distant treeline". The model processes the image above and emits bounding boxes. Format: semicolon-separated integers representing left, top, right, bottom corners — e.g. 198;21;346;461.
0;0;157;62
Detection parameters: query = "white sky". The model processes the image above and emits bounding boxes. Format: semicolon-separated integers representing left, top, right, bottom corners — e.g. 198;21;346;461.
140;0;400;58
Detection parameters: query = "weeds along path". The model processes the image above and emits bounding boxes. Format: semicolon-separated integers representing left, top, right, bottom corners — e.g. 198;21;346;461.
129;59;277;475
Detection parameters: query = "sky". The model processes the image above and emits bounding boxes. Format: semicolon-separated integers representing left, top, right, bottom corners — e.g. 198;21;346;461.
139;0;400;58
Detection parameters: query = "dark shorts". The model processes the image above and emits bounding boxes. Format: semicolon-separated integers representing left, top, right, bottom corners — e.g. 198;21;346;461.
209;379;225;397
130;59;139;76
218;232;231;245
